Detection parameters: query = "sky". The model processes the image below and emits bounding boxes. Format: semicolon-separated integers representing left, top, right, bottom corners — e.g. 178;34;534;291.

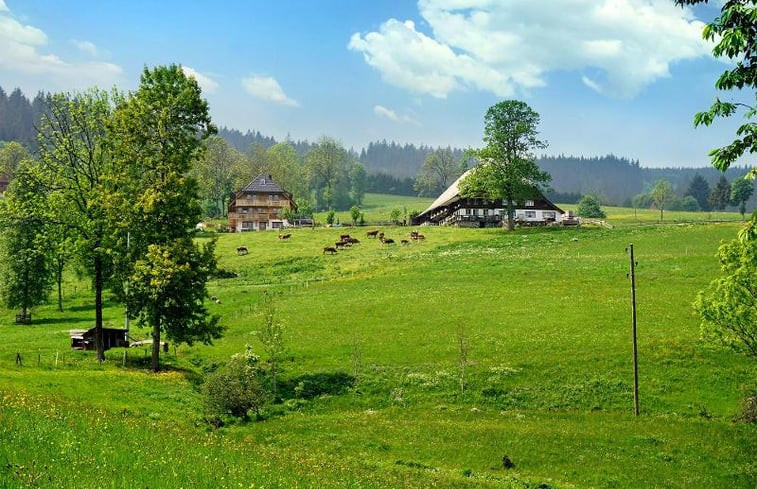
0;0;744;168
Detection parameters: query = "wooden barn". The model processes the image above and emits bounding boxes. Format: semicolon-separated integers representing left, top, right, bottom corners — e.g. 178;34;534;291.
69;327;128;351
227;174;297;232
412;169;565;227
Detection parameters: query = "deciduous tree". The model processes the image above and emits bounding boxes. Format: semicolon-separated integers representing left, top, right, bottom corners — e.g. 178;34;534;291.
709;175;731;211
194;135;244;217
414;148;461;197
576;194;606;218
730;177;755;219
109;65;222;372
650;179;675;221
459;100;549;231
305;137;351;211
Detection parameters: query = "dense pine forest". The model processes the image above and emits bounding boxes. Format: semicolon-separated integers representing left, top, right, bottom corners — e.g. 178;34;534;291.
1;84;754;206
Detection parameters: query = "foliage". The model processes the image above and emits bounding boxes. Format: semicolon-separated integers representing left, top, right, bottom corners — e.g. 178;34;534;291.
0;141;29;180
36;88;119;361
680;195;702;212
257;291;287;398
350;205;361;226
710;175;732;211
325;209;336;225
204;346;267;420
576;194;606;218
685;173;711;211
193;135;244;217
459;100;550;230
695;233;757;358
676;0;757;178
305;137;353;211
414;148;462;197
389;207;403;225
730;177;755;218
109;65;221;371
267;142;308;201
350;162;367;206
650;179;675;221
0;162;53;317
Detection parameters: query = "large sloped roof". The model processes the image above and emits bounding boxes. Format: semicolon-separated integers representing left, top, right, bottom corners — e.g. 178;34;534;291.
419;169;474;217
239;174;286;194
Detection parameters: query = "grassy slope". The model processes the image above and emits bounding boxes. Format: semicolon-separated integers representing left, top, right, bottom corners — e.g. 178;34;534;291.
0;195;754;488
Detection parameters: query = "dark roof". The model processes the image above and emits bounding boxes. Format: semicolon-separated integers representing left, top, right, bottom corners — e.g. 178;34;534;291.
240;174;286;194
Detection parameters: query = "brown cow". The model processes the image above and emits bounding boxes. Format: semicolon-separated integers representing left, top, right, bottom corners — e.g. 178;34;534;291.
323;246;337;255
278;233;292;240
340;234;351;241
366;230;380;238
346;237;360;244
401;239;409;245
380;237;395;245
335;241;348;248
236;246;248;255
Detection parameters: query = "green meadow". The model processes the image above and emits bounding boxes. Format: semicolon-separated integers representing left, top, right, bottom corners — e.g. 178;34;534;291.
0;195;754;488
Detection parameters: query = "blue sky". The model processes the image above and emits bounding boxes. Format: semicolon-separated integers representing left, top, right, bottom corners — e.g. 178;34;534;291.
0;0;743;168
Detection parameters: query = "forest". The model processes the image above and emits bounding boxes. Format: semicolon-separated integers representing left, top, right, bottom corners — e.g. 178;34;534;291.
1;84;755;209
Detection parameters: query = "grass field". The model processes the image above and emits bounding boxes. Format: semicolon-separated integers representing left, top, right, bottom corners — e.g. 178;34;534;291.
0;194;754;488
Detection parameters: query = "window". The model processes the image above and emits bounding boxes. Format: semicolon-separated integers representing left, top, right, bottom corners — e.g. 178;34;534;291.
544;211;556;219
525;211;536;218
257;207;267;214
525;200;534;207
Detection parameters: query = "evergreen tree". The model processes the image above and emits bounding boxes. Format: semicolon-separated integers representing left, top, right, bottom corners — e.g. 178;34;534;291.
709;175;731;211
685;173;711;211
730;177;755;219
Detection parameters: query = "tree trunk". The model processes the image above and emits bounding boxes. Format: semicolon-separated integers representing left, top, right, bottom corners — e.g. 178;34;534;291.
151;315;161;372
94;252;105;362
506;198;515;231
56;258;64;312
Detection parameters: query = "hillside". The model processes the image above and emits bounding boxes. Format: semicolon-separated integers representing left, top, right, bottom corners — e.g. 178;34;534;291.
0;196;754;489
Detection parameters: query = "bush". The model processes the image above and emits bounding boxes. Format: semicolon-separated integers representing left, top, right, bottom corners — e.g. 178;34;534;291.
325;209;335;226
736;394;757;424
576;195;606;218
680;195;701;211
203;347;267;420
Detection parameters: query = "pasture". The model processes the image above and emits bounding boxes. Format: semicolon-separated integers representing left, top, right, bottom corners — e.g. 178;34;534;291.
0;196;754;488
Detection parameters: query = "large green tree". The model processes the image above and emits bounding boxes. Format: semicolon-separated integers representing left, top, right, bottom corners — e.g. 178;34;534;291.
109;65;222;372
0;141;29;182
305;137;352;211
458;100;549;231
414;148;462;197
731;177;755;219
0;161;53;320
267;142;307;200
37;89;118;361
685;173;711;211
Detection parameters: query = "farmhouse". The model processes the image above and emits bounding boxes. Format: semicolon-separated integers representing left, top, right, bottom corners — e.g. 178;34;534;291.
228;174;297;232
412;169;565;227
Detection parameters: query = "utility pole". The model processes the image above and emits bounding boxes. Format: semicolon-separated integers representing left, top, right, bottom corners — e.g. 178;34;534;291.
628;244;640;416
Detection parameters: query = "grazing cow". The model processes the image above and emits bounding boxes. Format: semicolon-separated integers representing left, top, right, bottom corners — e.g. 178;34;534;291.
380;237;395;245
340;234;351;241
236;246;248;255
335;241;348;248
410;230;419;238
366;230;380;238
323;246;337;255
378;232;385;240
278;233;292;240
415;234;426;240
346;237;360;244
401;239;409;245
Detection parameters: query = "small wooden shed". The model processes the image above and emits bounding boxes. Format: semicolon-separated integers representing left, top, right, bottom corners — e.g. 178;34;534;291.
69;327;128;351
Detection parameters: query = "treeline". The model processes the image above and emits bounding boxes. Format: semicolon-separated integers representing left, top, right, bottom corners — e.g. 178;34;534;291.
0;87;47;147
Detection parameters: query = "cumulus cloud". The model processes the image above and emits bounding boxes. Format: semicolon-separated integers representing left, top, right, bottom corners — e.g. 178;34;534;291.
0;5;122;91
242;75;299;107
374;104;420;125
349;0;712;98
182;66;219;94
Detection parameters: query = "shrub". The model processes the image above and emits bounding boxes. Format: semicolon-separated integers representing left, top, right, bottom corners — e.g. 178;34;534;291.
389;208;403;225
680;195;701;212
736;394;757;424
325;209;335;226
203;346;267;420
576;195;606;218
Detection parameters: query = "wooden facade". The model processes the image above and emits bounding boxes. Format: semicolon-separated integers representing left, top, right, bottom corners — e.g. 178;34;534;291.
412;170;565;227
228;175;297;232
69;328;128;351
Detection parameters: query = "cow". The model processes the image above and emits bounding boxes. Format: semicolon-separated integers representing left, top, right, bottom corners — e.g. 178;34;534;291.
323;246;337;255
401;239;409;245
380;237;395;245
346;237;360;244
278;233;292;240
236;246;248;255
340;234;351;241
366;230;380;238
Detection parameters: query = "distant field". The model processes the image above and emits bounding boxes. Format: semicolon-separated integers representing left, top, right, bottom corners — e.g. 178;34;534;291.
0;194;754;488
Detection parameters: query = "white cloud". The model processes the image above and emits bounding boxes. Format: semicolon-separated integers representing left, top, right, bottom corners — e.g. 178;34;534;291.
181;66;219;94
71;39;98;57
242;75;299;107
374;104;420;125
349;0;712;98
0;5;123;91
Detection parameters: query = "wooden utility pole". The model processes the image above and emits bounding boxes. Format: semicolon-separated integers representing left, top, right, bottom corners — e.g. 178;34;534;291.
629;244;640;416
